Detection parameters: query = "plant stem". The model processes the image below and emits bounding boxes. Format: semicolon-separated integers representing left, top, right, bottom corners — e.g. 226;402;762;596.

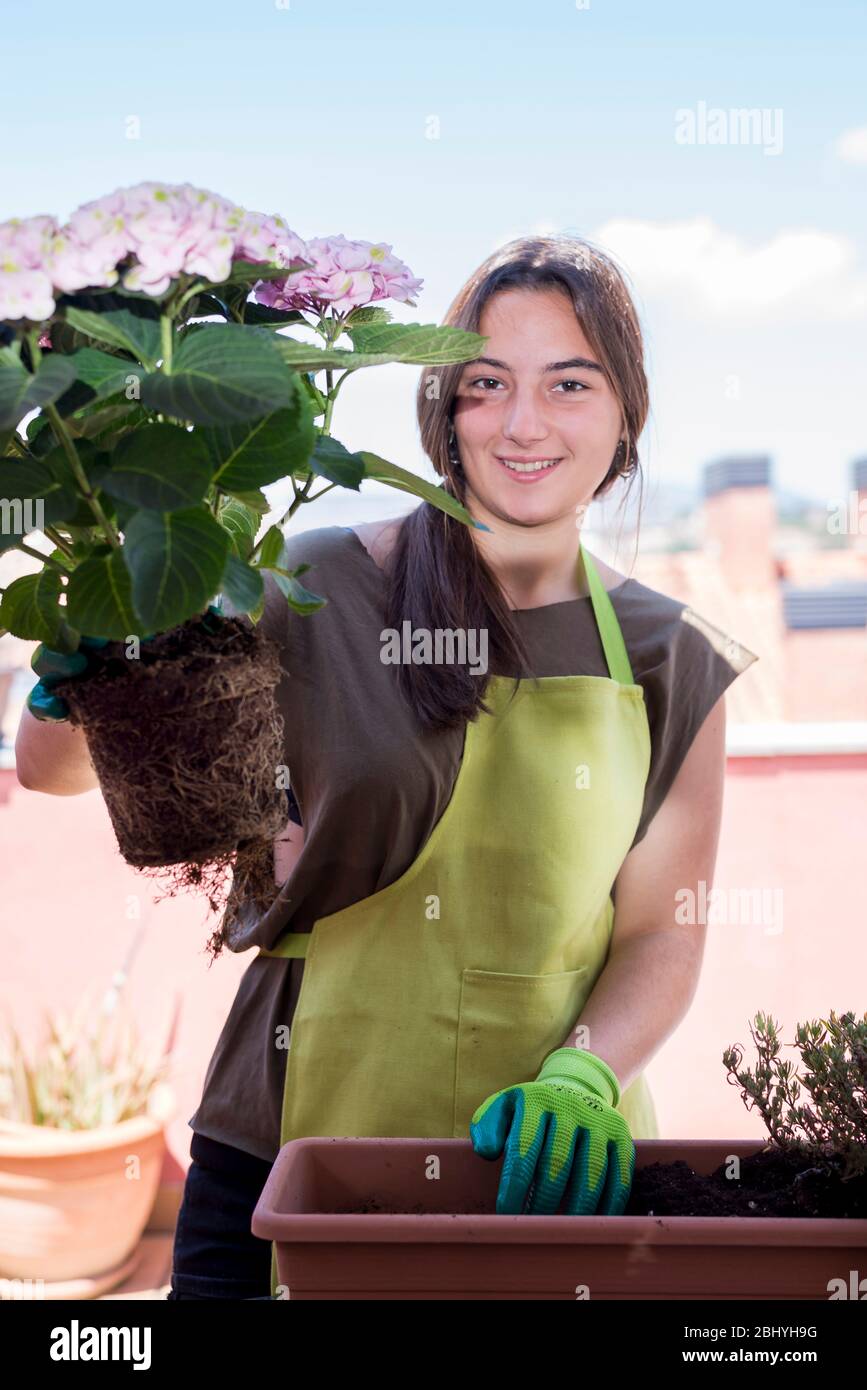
248;475;315;563
249;311;343;562
25;329;121;547
43;526;75;557
44;403;121;549
323;369;335;432
303;481;337;503
160;315;173;372
15;540;66;571
173;279;208;316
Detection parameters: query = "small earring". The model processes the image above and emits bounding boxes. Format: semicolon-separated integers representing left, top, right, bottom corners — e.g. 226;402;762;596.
447;423;463;471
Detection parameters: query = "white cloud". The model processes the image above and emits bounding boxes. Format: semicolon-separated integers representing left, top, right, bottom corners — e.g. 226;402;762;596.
592;215;867;320
835;126;867;164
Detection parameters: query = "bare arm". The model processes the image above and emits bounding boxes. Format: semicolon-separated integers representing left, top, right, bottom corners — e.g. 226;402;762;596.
14;705;100;795
562;690;728;1089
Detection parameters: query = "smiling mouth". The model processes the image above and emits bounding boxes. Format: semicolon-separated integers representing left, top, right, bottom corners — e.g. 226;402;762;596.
496;456;563;477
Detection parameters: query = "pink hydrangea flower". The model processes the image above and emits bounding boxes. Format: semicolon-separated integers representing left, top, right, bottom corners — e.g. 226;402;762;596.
253;234;423;316
0;181;307;320
0;215;63;322
232;210;308;269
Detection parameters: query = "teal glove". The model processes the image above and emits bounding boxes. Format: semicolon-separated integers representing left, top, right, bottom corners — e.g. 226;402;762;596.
26;602;225;721
469;1047;636;1216
27;636;109;721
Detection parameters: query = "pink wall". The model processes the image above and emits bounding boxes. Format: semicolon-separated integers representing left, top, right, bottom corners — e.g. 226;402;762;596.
0;768;247;1185
2;753;866;1180
645;752;867;1138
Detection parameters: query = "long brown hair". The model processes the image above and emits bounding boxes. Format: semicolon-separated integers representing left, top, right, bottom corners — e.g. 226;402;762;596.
384;234;649;731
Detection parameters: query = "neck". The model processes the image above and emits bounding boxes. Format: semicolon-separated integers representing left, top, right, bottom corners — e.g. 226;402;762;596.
465;498;590;608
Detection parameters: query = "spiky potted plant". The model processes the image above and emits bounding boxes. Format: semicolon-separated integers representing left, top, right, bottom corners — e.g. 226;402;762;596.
0;181;486;928
0;973;178;1300
252;1011;867;1299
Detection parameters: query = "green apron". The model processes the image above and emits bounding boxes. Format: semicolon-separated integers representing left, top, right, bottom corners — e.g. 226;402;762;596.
257;542;658;1294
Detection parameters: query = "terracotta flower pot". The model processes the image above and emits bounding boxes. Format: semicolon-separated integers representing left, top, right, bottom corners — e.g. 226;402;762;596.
0;1109;167;1298
252;1137;867;1300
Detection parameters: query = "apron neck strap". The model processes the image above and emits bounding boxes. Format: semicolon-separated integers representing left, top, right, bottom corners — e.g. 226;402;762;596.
579;544;635;686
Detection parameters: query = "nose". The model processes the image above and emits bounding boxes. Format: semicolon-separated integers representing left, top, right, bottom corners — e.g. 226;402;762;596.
500;388;551;446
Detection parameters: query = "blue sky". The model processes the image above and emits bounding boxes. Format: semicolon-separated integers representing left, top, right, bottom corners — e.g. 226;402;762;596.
3;0;865;518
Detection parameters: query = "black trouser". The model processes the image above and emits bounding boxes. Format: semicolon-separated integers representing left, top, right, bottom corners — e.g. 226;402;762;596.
166;1132;275;1300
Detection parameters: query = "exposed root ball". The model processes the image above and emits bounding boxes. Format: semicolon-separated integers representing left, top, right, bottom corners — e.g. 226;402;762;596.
53;611;287;941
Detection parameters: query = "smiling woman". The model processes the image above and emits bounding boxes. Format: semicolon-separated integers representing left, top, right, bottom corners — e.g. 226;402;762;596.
177;232;757;1299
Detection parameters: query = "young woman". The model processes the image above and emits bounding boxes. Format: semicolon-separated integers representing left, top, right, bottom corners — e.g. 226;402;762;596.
16;235;757;1300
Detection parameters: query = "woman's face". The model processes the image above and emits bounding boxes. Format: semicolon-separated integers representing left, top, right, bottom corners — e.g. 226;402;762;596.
451;286;624;528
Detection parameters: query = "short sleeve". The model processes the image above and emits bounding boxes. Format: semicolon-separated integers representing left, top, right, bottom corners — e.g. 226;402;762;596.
628;605;759;852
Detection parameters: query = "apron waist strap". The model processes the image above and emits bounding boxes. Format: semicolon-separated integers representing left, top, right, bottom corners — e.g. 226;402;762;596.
258;934;310;960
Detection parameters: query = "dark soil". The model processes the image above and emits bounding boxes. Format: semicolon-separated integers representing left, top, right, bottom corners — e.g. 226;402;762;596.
626;1146;867;1219
335;1148;867;1219
52;609;287;950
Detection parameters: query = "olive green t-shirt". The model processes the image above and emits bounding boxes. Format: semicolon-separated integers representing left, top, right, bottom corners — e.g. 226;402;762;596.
188;522;758;1161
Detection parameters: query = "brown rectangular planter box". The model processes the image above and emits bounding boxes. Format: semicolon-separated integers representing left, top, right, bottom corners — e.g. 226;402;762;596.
251;1137;867;1300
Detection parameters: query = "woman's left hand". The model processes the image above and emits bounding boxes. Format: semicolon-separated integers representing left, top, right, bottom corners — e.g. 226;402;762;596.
469;1047;635;1216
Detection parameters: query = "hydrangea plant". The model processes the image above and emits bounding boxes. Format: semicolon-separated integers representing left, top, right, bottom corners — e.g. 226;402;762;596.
0;181;486;651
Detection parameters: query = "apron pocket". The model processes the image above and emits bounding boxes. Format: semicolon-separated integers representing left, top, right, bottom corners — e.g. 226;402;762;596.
453;966;590;1138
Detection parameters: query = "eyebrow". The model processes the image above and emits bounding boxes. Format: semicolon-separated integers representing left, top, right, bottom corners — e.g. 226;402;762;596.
462;355;605;375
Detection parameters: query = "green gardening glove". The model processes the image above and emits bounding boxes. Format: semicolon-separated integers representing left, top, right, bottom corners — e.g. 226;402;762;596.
26;602;225;721
469;1047;636;1216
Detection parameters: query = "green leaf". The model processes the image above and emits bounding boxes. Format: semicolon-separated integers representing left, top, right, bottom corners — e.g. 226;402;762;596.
140;323;296;425
242;303;307;328
0;456;78;546
217;496;259;560
266;565;327;615
214;256;311;288
49;318;97;356
182;291;230;320
343;306;393;329
220;552;264;611
100;424;213;511
64;549;144;639
308;435;364;490
49;546;76;572
0;569;70;644
69;398;148;442
70;347;145;402
298;372;327;417
123;506;231;630
0;356;79;430
268;338;387;372
247;588;266;625
202;386;315;490
268;323;487;373
224;487;269;515
345;322;488;365
254;524;285;569
356;451;490;530
27;416;58;459
34;439;122;528
64;306;161;366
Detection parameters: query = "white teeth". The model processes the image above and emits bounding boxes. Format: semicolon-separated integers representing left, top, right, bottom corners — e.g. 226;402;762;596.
499;458;560;473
